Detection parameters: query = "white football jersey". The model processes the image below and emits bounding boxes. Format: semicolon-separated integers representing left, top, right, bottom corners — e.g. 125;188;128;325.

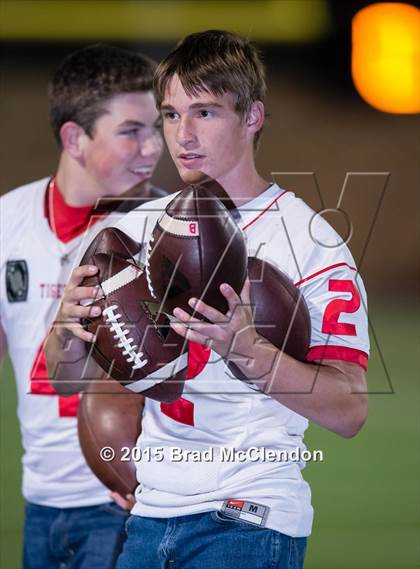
116;183;369;537
0;178;136;508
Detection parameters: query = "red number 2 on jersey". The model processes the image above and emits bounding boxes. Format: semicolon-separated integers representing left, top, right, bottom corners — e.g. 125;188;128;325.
322;279;360;336
30;339;79;417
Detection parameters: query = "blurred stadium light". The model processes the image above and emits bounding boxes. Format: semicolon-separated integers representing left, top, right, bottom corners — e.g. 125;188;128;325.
0;0;331;42
352;3;420;114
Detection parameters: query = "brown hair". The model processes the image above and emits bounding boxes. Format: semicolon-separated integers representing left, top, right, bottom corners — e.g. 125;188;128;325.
49;44;156;147
154;30;266;146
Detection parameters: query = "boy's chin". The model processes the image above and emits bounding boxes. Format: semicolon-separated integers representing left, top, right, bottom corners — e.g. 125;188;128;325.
180;169;209;185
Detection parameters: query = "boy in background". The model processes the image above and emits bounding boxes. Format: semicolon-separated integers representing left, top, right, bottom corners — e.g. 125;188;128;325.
0;44;164;568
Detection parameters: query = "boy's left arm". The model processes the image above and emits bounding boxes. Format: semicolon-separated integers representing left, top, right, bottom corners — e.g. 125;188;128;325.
171;280;368;438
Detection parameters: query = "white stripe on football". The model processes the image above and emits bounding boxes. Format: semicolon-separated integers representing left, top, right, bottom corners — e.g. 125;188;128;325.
125;352;189;393
101;264;142;296
158;212;200;237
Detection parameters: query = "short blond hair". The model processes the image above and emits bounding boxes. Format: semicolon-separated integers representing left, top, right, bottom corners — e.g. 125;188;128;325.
154;30;266;146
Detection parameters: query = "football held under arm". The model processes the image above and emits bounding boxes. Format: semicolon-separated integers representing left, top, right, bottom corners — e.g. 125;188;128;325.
171;271;368;439
236;257;369;438
242;194;370;437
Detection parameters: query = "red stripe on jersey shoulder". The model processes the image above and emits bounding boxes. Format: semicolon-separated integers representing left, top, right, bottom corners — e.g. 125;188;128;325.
306;345;368;370
242;191;290;231
294;263;357;287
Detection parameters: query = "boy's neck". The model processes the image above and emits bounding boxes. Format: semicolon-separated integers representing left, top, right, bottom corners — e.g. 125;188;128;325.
215;160;270;208
55;154;98;207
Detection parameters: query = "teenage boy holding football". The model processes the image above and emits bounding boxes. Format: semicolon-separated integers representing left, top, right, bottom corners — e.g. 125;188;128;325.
48;31;369;569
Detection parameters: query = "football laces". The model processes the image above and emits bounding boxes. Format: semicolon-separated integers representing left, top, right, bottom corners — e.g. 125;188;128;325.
145;234;158;299
102;304;148;370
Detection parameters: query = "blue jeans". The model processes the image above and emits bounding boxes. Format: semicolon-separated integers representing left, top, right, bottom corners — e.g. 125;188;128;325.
24;501;128;569
116;511;307;569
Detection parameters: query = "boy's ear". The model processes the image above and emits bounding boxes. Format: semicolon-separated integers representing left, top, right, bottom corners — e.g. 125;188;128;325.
59;121;87;158
247;101;265;134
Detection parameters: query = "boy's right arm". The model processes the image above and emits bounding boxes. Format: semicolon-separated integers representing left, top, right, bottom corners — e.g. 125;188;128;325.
45;264;104;395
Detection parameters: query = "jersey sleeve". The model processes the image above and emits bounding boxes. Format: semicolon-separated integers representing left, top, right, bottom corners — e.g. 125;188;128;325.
0;194;10;330
296;260;369;370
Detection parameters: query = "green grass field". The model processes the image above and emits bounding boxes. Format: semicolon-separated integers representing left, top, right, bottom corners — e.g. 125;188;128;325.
1;300;419;569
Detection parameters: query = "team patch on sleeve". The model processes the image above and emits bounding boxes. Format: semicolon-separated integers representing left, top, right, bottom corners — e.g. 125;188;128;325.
6;260;28;302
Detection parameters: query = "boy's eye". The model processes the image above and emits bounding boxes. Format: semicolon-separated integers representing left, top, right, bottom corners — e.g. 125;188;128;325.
163;111;178;120
121;128;138;136
199;110;211;118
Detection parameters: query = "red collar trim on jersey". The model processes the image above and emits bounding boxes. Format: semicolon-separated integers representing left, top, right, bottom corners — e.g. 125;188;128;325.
44;178;96;243
241;190;290;231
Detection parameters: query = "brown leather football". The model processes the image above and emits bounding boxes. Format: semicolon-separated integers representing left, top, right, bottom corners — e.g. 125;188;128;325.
82;253;188;402
79;227;188;401
145;178;247;316
78;376;143;496
81;226;142;264
228;257;311;380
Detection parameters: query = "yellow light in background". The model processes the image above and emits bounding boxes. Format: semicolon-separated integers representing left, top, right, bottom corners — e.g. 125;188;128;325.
352;3;420;114
0;0;330;43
